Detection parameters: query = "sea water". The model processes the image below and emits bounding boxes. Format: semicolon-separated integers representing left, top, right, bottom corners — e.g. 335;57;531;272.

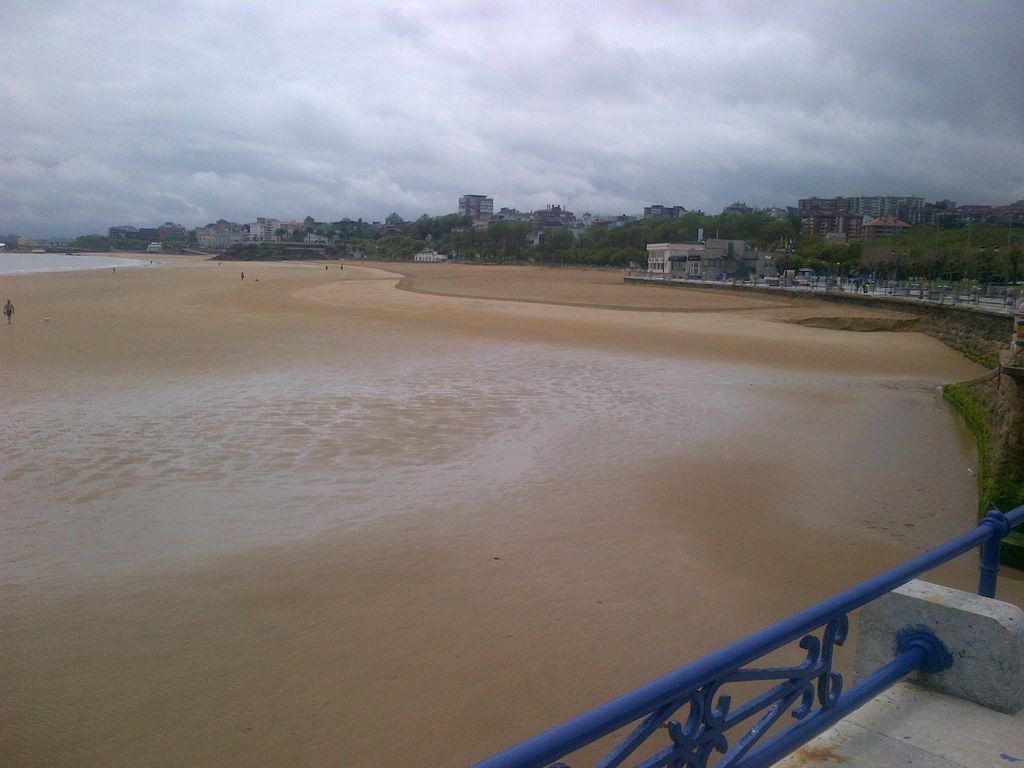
0;252;151;275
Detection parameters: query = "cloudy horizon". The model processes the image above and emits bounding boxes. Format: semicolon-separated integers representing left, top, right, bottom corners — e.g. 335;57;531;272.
3;0;1022;237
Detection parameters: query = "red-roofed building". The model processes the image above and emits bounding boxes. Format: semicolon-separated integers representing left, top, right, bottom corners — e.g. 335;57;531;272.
863;217;911;239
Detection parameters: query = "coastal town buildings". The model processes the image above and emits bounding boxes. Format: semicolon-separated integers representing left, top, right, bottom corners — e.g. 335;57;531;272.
490;207;531;223
800;208;864;239
458;194;493;223
799;196;920;239
644;204;688;219
196;219;246;249
246;217;280;242
109;225;139;240
109;222;187;241
87;193;1022;260
533;205;575;228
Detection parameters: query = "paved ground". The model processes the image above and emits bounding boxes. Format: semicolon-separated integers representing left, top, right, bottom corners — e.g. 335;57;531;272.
775;681;1024;767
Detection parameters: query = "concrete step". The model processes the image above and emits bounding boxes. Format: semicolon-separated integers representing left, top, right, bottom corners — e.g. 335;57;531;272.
774;681;1024;767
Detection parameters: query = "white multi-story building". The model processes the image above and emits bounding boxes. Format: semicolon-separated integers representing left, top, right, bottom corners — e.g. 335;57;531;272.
647;239;767;280
646;242;706;276
247;217;280;242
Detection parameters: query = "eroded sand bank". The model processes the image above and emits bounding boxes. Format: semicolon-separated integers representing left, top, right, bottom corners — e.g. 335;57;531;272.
2;259;1018;766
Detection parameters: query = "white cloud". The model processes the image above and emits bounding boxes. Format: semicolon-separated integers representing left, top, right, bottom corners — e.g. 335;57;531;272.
1;0;1021;236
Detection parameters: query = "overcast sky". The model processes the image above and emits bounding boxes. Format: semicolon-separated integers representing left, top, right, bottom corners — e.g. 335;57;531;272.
2;1;1022;237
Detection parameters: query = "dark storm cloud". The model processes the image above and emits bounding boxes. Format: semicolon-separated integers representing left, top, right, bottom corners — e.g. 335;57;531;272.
1;0;1021;236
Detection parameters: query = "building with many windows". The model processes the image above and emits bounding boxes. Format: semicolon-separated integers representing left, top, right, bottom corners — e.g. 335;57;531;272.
646;243;704;275
246;217;280;242
798;196;924;226
643;204;688;219
800;209;864;239
458;194;493;222
647;239;771;280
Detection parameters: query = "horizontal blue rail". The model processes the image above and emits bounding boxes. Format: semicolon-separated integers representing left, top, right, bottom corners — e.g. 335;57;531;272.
472;504;1024;768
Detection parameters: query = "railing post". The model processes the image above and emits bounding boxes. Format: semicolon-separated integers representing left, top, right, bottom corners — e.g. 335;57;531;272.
978;509;1011;598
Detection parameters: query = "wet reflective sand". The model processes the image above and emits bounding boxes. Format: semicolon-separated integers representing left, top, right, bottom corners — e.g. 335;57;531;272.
2;260;1020;766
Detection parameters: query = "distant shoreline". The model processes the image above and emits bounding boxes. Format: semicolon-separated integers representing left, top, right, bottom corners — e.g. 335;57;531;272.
0;252;154;277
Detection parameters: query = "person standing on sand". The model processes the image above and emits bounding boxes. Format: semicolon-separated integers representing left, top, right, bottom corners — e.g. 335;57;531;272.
241;271;245;281
4;299;13;324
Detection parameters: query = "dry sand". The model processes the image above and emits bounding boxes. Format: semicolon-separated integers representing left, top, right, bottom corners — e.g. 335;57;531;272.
1;257;1019;767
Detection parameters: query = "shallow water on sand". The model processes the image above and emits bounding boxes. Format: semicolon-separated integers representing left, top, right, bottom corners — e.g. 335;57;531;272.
0;252;150;275
3;343;776;592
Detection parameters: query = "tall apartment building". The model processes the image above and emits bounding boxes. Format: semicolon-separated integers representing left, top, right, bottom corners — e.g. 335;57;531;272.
800;209;864;239
109;225;139;240
247;217;280;242
458;194;494;222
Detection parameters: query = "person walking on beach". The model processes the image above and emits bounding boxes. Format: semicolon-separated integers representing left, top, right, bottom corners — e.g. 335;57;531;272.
241;271;245;281
4;299;13;324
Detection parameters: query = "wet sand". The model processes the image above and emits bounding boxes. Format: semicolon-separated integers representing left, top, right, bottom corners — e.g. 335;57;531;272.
2;258;1020;767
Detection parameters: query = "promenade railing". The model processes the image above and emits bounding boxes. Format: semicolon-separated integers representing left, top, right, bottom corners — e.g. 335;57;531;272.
624;272;1022;314
471;504;1024;768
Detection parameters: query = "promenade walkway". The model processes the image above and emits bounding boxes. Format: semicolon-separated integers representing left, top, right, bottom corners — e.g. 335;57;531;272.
778;681;1024;767
624;272;1022;317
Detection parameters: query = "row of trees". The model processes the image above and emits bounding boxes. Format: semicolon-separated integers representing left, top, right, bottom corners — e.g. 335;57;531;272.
783;226;1021;283
357;212;1020;283
324;211;800;268
69;210;1022;283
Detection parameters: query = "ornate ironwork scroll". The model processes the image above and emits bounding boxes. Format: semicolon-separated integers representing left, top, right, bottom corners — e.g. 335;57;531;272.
551;616;849;768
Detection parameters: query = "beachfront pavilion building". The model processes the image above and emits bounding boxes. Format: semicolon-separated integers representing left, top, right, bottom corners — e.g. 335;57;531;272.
413;250;448;262
646;242;706;277
647;240;768;280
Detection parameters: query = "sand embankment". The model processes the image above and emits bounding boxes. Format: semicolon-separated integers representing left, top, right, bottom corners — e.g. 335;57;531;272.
2;259;1018;767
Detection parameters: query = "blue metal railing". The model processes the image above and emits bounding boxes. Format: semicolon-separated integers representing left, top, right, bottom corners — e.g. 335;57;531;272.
472;504;1024;768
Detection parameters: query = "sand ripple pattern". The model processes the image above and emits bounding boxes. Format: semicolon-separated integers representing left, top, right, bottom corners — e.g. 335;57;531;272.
2;345;751;591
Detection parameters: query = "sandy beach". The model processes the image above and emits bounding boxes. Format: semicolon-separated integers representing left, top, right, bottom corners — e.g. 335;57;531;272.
2;257;1020;767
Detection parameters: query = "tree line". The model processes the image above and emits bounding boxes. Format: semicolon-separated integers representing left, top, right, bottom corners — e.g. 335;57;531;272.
71;211;1022;283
